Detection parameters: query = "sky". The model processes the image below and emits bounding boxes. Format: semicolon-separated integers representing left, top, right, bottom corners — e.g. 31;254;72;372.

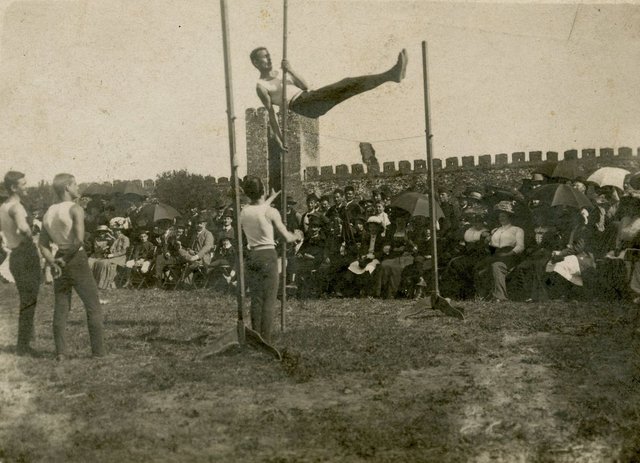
0;0;639;184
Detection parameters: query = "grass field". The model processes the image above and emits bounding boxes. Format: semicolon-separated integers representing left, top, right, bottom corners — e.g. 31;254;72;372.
0;283;639;462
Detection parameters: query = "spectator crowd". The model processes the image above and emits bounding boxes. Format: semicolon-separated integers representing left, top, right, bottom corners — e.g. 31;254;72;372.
2;164;640;305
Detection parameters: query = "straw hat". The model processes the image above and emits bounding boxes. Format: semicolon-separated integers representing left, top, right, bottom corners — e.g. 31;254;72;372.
493;201;515;214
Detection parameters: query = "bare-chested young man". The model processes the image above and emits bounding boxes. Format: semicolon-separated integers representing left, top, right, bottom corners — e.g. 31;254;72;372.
39;173;105;361
251;47;408;150
0;171;41;356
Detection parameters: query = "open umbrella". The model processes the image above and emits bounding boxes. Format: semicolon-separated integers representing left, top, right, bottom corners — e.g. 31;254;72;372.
135;202;181;224
550;159;589;181
529;184;592;209
390;191;444;219
586;167;630;191
532;162;558;178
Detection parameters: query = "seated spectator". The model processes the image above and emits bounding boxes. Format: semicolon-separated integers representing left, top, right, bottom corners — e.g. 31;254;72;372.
124;230;156;283
92;226;130;289
208;236;237;288
374;213;420;298
88;225;114;262
178;216;215;285
474;201;525;302
605;195;640;302
342;216;387;297
543;207;596;300
441;206;490;300
296;213;330;297
507;207;564;302
154;227;183;286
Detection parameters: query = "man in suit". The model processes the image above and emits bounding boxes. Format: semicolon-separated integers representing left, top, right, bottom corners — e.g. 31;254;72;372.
184;216;214;265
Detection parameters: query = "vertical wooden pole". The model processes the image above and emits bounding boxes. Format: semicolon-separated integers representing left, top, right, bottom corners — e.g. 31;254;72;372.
220;0;246;343
280;0;289;332
422;41;439;296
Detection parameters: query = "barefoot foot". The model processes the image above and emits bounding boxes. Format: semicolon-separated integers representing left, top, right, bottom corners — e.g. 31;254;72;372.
391;49;408;83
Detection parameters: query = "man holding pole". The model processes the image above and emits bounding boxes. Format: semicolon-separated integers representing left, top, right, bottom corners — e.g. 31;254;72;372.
251;47;408;150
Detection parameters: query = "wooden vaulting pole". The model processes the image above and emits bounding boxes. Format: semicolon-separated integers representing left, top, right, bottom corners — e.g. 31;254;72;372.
220;0;246;344
419;41;464;320
280;0;289;332
422;41;439;296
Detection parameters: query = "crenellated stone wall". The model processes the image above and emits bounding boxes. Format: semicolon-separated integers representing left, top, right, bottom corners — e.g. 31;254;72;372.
243;108;640;205
301;147;640;199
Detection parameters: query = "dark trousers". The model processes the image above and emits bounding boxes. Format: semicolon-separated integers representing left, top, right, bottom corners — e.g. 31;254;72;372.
246;249;278;343
289;72;392;119
53;249;105;356
9;241;41;350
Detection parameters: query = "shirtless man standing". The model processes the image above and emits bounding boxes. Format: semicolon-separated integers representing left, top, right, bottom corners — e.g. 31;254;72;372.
39;173;105;360
251;47;408;150
0;171;41;356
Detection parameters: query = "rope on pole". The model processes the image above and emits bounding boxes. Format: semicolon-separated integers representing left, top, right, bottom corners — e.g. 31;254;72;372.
280;0;289;332
220;0;246;343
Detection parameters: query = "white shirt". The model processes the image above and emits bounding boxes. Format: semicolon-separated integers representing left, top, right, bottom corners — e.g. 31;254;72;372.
240;203;280;250
490;224;525;254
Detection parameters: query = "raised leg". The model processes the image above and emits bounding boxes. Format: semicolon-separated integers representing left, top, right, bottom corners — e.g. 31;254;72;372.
290;50;408;118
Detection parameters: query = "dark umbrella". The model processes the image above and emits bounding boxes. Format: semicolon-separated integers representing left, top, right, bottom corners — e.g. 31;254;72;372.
135;202;181;224
111;197;136;216
529;184;593;209
550;159;589;181
533;162;557;178
389;191;444;219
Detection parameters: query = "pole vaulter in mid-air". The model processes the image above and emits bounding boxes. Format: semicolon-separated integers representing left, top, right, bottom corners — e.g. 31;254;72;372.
251;47;408;151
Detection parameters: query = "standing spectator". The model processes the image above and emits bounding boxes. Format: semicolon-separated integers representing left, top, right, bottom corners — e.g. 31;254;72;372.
344;185;364;221
0;171;41;356
300;193;320;234
318;195;332;216
39;173;105;360
217;209;235;244
373;200;391;235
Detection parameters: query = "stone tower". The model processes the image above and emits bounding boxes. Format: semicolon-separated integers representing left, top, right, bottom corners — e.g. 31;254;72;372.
245;107;319;205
